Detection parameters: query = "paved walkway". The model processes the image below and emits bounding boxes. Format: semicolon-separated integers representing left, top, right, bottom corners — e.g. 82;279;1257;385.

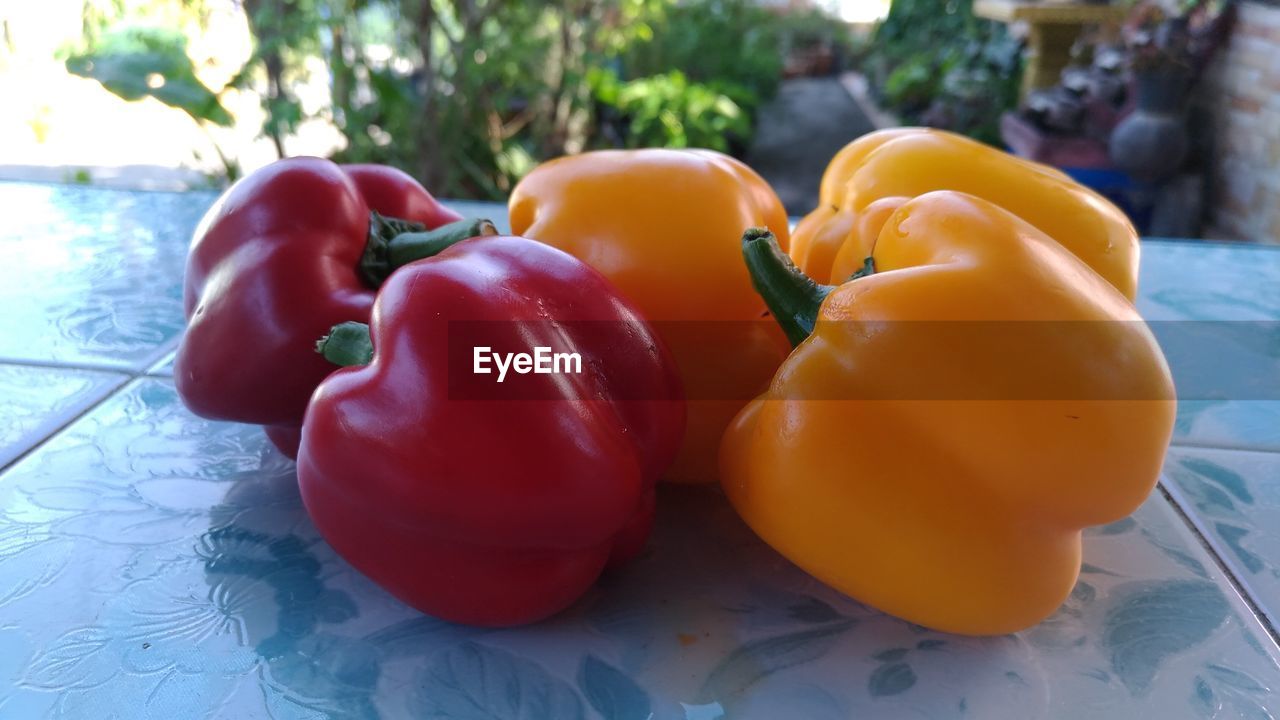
746;77;876;215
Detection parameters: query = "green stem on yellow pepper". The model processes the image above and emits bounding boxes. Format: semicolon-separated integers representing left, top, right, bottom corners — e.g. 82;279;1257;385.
741;228;836;348
851;256;876;280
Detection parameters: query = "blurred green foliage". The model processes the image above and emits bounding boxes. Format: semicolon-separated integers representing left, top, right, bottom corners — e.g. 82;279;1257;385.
866;0;1022;144
591;69;749;152
621;0;782;117
773;6;863;71
65;0;855;198
65;26;231;126
64;22;241;178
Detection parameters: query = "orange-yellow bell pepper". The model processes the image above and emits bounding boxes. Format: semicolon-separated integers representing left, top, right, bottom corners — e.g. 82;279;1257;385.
791;128;1142;300
722;191;1175;635
510;149;790;483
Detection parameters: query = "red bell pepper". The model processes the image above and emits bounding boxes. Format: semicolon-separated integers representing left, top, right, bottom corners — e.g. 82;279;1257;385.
175;157;480;457
297;234;685;626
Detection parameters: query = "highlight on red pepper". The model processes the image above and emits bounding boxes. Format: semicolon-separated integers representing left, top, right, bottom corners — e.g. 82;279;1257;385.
297;233;685;627
174;157;492;458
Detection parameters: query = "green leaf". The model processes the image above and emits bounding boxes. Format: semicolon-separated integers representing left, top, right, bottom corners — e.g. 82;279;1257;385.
599;70;748;151
65;26;232;127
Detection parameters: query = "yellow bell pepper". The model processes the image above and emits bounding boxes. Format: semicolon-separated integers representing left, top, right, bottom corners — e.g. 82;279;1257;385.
791;128;1142;300
510;149;791;483
722;191;1175;635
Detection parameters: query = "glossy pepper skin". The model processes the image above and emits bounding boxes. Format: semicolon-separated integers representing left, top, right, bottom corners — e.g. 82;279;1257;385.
175;157;462;458
722;191;1175;635
298;235;685;626
509;149;790;483
791;128;1141;300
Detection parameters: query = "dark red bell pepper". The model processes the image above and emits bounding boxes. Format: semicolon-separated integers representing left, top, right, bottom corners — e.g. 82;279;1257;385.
297;235;685;626
175;157;480;457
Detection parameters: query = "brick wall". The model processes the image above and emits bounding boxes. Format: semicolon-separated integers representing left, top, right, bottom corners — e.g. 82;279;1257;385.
1200;1;1280;243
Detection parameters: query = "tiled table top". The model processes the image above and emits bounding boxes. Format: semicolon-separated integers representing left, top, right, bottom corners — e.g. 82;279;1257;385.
0;181;1278;719
0;184;208;371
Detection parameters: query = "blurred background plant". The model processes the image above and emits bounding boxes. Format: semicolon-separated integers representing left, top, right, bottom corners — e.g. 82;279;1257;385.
1121;0;1235;73
64;24;241;179
5;0;1274;241
862;0;1022;143
590;69;751;153
34;0;866;198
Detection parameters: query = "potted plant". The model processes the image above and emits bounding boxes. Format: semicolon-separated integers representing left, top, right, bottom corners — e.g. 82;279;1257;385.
1108;0;1235;183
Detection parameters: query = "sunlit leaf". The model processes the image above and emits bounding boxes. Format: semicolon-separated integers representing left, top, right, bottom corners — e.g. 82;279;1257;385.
65;26;232;127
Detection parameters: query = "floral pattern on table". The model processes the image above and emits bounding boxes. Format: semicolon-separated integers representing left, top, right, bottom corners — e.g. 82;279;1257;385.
1137;240;1280;323
0;183;211;370
0;186;506;374
0;363;126;470
1;186;1279;718
0;378;1276;719
146;350;176;377
1163;445;1280;632
1138;241;1280;454
1172;401;1280;453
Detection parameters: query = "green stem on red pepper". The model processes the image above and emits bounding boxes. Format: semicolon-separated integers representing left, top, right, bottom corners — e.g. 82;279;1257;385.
741;227;836;348
387;218;497;270
360;212;425;286
360;215;497;287
316;321;374;367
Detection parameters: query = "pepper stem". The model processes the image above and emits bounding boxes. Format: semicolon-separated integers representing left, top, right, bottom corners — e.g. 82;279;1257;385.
741;228;836;347
359;214;497;286
387;218;498;270
360;212;425;287
850;256;876;280
316;321;374;367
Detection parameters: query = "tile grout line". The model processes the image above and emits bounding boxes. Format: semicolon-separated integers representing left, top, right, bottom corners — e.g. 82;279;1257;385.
0;338;180;379
1157;481;1280;650
0;345;179;474
5;346;1280;651
0;338;180;473
137;336;182;375
0;344;179;474
0;374;136;475
1168;439;1280;456
0;357;140;375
